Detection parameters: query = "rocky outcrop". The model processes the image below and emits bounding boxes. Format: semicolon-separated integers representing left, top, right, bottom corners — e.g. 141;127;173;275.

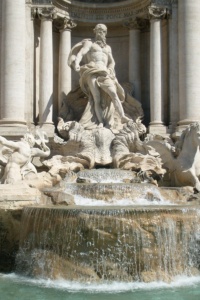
16;207;200;282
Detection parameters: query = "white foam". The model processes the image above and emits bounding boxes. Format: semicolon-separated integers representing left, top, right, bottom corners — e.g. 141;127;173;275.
1;273;200;293
74;195;173;206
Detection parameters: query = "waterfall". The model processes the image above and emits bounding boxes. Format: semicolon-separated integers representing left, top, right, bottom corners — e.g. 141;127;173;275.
16;206;200;282
64;183;173;205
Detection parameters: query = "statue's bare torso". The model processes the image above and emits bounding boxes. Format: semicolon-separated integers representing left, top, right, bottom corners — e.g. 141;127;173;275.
77;39;112;70
85;41;111;68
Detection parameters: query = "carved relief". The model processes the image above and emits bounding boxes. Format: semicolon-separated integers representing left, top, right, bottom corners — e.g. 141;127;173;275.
53;0;151;22
123;17;149;31
37;7;57;20
0;131;50;184
148;5;168;19
56;17;77;32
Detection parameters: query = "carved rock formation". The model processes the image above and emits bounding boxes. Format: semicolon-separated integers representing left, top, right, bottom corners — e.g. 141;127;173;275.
16;207;200;282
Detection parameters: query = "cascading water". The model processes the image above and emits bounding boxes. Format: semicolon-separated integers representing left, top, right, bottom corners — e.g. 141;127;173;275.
64;183;168;205
16;206;200;283
59;169;188;206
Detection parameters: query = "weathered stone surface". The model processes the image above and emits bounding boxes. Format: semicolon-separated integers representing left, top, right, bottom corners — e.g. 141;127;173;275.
16;207;200;282
0;183;47;209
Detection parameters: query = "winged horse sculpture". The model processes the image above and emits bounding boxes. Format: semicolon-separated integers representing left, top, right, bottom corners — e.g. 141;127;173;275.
146;122;200;191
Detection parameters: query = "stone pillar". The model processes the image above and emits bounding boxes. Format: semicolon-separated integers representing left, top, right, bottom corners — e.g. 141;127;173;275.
148;5;167;134
25;5;35;127
178;1;200;129
58;18;76;110
0;0;2;113
124;18;142;102
38;7;56;136
0;0;26;136
169;2;179;133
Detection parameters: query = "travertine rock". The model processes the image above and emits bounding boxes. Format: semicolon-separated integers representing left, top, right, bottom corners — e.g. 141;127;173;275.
16;207;200;282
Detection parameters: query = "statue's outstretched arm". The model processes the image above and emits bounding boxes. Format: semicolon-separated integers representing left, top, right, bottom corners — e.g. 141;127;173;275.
0;136;19;150
31;145;50;158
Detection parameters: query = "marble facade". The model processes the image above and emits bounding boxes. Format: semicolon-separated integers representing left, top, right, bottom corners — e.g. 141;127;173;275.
0;0;199;137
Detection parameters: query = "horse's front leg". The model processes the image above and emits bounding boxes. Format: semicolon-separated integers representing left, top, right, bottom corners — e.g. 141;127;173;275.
176;167;200;192
193;177;200;192
187;170;200;192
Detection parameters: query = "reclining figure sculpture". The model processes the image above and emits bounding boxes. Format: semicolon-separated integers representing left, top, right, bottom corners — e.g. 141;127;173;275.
0;130;50;184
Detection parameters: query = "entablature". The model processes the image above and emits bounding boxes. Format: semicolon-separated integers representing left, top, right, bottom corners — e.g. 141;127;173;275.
28;0;176;26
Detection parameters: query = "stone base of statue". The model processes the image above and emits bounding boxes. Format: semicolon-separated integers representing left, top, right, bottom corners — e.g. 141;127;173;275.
0;183;48;209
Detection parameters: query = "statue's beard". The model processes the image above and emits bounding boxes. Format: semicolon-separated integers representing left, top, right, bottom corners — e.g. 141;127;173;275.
95;36;106;48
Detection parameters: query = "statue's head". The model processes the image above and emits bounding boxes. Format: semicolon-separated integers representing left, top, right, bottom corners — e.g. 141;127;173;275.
93;24;107;36
23;132;35;147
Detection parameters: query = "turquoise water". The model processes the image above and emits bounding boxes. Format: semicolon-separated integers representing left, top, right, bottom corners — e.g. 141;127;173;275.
1;274;200;300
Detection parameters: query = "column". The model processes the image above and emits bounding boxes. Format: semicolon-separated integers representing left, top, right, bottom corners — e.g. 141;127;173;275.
178;0;200;129
0;0;2;114
58;18;76;110
124;18;142;102
148;5;167;134
169;2;179;133
0;0;26;135
25;5;35;127
38;7;56;136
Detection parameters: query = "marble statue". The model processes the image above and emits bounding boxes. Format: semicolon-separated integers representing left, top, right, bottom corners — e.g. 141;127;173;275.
0;131;50;184
46;26;200;192
68;23;131;130
145;122;200;191
112;119;166;184
56;118;115;168
54;24;147;174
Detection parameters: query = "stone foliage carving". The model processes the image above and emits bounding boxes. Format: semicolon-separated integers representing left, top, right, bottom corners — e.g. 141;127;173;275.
0;130;50;184
57;17;77;32
37;7;57;20
123;17;149;31
148;5;168;19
